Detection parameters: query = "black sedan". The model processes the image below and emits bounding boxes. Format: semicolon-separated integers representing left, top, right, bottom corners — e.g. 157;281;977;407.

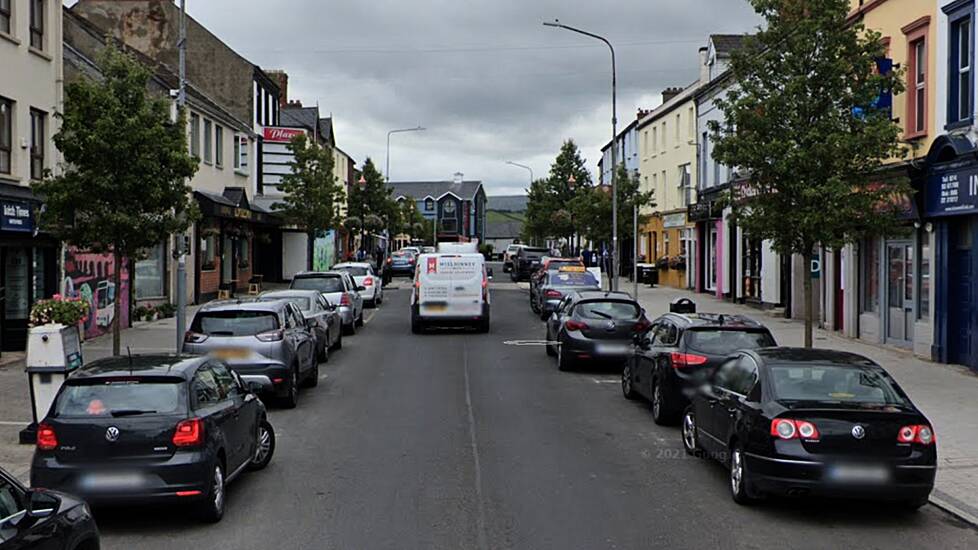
545;291;649;371
681;348;936;508
0;466;99;549
31;355;276;523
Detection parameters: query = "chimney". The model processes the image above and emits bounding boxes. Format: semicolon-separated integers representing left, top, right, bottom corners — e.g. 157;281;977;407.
661;87;683;103
637;108;652;119
698;46;710;83
453;172;464;184
287;99;303;108
267;70;289;108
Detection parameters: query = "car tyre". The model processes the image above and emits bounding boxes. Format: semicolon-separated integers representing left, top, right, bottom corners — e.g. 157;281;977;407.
343;321;356;336
305;361;319;388
546;336;557;356
729;443;760;505
331;331;343;351
195;461;226;523
898;497;929;511
356;311;365;327
477;317;490;334
279;366;299;409
682;407;703;457
621;362;639;400
412;318;425;335
651;377;679;426
557;342;573;372
248;419;276;471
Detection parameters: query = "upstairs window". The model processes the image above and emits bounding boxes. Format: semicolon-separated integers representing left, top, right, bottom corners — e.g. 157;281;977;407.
190;114;200;158
30;109;45;180
30;0;43;50
203;119;213;164
0;98;11;175
425;198;434;211
947;3;974;127
215;125;224;167
1;0;11;35
901;16;929;138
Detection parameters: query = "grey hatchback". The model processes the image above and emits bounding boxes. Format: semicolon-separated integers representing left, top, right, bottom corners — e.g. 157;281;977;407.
183;300;318;408
257;289;343;361
290;271;364;335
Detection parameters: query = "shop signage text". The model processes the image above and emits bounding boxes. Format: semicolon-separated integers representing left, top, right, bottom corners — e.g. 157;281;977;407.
663;213;687;228
262;127;306;143
926;166;978;218
0;200;34;233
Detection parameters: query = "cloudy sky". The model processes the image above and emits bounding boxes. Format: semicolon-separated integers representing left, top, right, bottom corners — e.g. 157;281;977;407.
184;0;760;196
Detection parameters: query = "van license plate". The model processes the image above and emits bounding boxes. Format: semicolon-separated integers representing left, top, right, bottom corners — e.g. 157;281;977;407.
425;304;447;313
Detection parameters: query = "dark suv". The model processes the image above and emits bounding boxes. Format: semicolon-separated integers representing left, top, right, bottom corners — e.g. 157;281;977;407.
31;355;275;523
510;246;549;281
622;312;776;425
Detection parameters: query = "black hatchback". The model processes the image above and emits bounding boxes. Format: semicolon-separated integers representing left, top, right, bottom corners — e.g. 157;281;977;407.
682;348;936;508
0;466;99;549
622;312;776;425
31;355;276;523
545;291;650;371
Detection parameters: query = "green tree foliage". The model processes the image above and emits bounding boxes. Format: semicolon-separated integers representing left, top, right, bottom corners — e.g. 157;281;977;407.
34;44;198;355
710;0;910;347
572;164;655;248
396;199;432;244
273;133;342;250
523;140;593;245
348;158;398;247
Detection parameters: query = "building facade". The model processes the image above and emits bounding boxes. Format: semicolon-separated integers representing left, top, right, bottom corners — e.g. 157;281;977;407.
390;176;487;244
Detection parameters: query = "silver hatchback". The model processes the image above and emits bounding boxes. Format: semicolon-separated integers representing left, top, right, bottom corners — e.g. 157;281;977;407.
290;271;364;335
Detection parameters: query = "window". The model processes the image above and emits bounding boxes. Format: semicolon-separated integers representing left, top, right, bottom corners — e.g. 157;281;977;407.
238;135;249;171
209;362;236;399
700;132;709;188
904;17;930;137
238;238;249;268
135;243;165;299
918;234;930;319
662;121;667;149
652;127;658;154
862;237;880;313
643;130;649;157
215;125;224;167
29;0;43;50
679;164;692;206
192;367;223;407
254;82;262;125
947;5;974;126
203;119;212;163
190;114;200;158
663;230;671;255
675;113;680;144
425;198;434;211
233;134;241;169
201;233;217;270
0;0;11;35
688;107;695;140
30;109;45;180
0;97;10;175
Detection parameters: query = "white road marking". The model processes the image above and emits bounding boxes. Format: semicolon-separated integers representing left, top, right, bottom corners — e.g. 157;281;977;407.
462;345;490;550
502;339;558;346
364;310;377;325
319;373;330;380
592;378;619;384
0;421;29;426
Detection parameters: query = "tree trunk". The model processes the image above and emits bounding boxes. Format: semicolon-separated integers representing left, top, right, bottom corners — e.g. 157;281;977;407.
802;249;813;348
112;250;122;356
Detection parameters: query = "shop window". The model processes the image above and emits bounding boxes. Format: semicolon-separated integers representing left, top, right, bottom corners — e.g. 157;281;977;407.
32;248;46;302
742;236;762;300
190;114;200;158
861;238;880;313
0;97;11;175
215;125;224;168
918;236;930;319
30;109;45;180
203;119;213;164
663;230;671;256
946;4;974;127
201;234;217;270
29;0;43;50
135;243;166;300
0;0;10;35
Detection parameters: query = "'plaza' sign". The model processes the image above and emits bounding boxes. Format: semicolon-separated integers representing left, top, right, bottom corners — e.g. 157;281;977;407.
262;127;306;143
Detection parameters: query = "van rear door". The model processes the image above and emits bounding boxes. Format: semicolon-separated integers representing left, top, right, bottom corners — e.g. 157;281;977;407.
447;254;484;317
417;254;453;316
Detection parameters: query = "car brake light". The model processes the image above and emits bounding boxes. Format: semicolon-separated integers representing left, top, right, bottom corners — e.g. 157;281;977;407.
340;293;352;306
387;257;392;264
173;418;204;447
669;352;708;368
545;290;562;298
565;320;588;331
37;423;58;450
898;425;935;445
184;331;208;343
633;318;652;333
363;278;373;286
409;258;416;264
770;419;820;440
176;490;202;497
255;329;284;342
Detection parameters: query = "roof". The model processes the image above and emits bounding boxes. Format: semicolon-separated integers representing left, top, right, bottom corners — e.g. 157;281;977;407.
636;78;701;131
485;220;522;239
663;312;766;329
390;180;484;201
752;348;877;366
711;34;748;56
487;195;528;212
72;355;206;380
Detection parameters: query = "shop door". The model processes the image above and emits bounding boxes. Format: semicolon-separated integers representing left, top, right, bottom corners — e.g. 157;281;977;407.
706;226;718;291
1;247;31;351
221;236;237;288
948;220;974;367
885;242;914;346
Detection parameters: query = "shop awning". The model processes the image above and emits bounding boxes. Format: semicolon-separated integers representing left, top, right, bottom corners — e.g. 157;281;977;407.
194;188;279;225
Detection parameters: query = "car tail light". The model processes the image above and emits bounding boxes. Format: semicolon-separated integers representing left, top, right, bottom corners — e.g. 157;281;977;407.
184;331;208;344
173;418;204;447
340;293;352;306
176;490;202;497
669;352;709;368
633;318;652;333
387;257;392;264
565;320;589;331
363;278;373;286
544;290;562;298
409;257;416;264
37;423;58;450
770;419;820;440
255;329;284;342
898;425;935;445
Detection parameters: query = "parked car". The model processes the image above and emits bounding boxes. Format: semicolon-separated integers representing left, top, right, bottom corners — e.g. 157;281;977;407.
290;271;365;335
401;246;422;256
412;253;491;333
545;291;648;371
257;289;343;360
623;311;776;425
31;355;276;523
535;267;601;319
183;300;319;408
682;348;936;508
421;246;436;254
387;250;418;277
530;259;587;314
0;465;100;549
510;246;549;282
332;262;384;307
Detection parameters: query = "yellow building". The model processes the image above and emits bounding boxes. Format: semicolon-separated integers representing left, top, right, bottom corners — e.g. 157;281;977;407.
637;86;700;288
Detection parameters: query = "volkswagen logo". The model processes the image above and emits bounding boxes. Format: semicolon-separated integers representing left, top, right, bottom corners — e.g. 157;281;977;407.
851;425;866;440
105;426;120;442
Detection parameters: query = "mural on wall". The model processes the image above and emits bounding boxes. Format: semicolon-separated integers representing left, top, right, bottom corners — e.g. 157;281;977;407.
313;231;337;271
62;247;130;339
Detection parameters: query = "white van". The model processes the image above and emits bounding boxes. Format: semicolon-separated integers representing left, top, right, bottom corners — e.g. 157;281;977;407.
411;253;490;333
436;242;479;254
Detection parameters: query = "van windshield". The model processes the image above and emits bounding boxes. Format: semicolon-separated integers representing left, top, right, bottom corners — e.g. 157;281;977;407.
335;266;370;276
292;276;345;293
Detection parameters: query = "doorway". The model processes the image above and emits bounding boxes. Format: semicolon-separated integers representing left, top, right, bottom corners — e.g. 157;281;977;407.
1;247;31;351
885;241;914;346
948;219;975;366
706;225;718;291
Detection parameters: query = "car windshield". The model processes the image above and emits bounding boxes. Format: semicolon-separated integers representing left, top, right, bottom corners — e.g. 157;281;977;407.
336;266;370;276
292;276;345;293
769;364;911;406
548;272;598;287
55;380;185;417
259;296;310;310
576;301;640;320
193;311;280;336
683;329;775;355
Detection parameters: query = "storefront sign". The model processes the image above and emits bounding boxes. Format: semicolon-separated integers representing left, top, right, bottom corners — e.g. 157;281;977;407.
262;127;306;143
925;165;978;217
663;213;686;228
1;200;33;233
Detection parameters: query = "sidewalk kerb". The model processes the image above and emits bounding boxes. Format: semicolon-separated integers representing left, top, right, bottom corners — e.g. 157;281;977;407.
929;489;978;527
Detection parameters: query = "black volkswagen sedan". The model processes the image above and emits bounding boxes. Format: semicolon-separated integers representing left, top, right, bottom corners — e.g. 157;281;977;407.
545;291;649;371
681;348;936;508
0;466;99;549
31;355;276;523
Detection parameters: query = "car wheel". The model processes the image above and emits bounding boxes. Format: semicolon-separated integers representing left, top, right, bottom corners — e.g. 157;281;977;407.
280;366;299;409
651;377;678;426
195;461;226;523
318;341;329;363
682;407;703;457
412;318;425;334
557;341;573;372
331;331;343;351
343;321;356;336
248;419;276;471
477;317;490;333
530;298;540;314
305;361;319;388
621;362;638;400
898;497;929;511
546;335;557;357
729;444;760;505
356;311;365;327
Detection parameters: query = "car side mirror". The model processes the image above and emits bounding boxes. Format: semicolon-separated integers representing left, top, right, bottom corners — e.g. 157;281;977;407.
357;285;366;292
26;490;59;520
246;380;267;394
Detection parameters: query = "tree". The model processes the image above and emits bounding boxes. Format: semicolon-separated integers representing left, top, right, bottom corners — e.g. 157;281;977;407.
523;140;593;247
710;0;910;347
34;44;198;356
273;132;342;264
396;199;431;244
348;158;397;250
572;164;655;256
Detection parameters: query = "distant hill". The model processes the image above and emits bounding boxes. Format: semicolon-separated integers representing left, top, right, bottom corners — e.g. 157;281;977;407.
487;195;528;213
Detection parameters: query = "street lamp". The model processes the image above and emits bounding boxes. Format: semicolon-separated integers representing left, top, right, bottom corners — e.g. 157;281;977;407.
567;174;577;255
386;126;425;182
505;161;534;185
358;174;367;258
544;19;618;291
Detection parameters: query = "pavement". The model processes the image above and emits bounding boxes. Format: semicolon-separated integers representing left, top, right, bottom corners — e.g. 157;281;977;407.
0;277;975;548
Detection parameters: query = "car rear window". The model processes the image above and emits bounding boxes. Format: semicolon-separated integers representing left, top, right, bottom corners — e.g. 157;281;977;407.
576;300;640;320
683;329;775;355
55;380;185;417
193;311;280;336
336;266;369;276
548;272;599;287
259;296;310;310
522;248;548;256
769;365;910;406
292;276;345;293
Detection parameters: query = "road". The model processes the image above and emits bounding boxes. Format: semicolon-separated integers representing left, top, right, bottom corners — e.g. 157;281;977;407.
95;279;978;549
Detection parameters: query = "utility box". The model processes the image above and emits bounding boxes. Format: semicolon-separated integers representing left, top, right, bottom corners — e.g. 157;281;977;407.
20;324;83;443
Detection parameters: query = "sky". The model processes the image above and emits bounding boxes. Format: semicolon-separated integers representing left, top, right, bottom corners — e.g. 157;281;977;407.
159;0;760;196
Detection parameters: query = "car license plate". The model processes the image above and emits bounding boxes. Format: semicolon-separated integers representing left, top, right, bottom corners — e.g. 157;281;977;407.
828;464;890;484
214;348;250;360
79;472;146;491
595;343;630;354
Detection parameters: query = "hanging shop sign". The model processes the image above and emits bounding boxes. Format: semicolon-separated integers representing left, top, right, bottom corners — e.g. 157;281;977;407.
925;164;978;218
0;200;34;233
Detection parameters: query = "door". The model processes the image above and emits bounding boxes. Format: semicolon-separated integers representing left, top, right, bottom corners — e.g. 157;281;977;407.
209;362;250;471
192;365;238;468
1;247;31;351
221;235;237;288
885;242;914;346
949;219;975;366
642;322;678;399
712;355;758;448
706;226;718;291
698;357;740;452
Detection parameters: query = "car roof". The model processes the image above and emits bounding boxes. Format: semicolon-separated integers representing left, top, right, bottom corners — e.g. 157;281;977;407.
70;354;207;381
570;290;634;301
259;289;321;300
294;270;344;277
749;347;878;367
332;262;371;267
659;312;766;329
200;299;287;313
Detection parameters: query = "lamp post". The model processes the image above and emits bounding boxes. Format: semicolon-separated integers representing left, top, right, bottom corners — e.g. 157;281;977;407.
386;126;425;182
358;174;367;258
567;174;577;256
544;19;618;291
505;161;534;186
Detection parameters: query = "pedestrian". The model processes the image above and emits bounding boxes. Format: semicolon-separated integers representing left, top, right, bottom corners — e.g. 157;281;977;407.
582;248;593;267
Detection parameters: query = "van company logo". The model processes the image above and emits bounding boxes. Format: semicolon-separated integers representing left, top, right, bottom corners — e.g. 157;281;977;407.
427;257;438;274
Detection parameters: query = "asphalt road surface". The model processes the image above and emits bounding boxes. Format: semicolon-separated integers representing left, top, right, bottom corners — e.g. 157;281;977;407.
95;280;978;549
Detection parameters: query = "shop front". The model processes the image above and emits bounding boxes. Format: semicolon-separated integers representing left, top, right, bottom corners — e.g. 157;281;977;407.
643;211;690;289
688;185;727;296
